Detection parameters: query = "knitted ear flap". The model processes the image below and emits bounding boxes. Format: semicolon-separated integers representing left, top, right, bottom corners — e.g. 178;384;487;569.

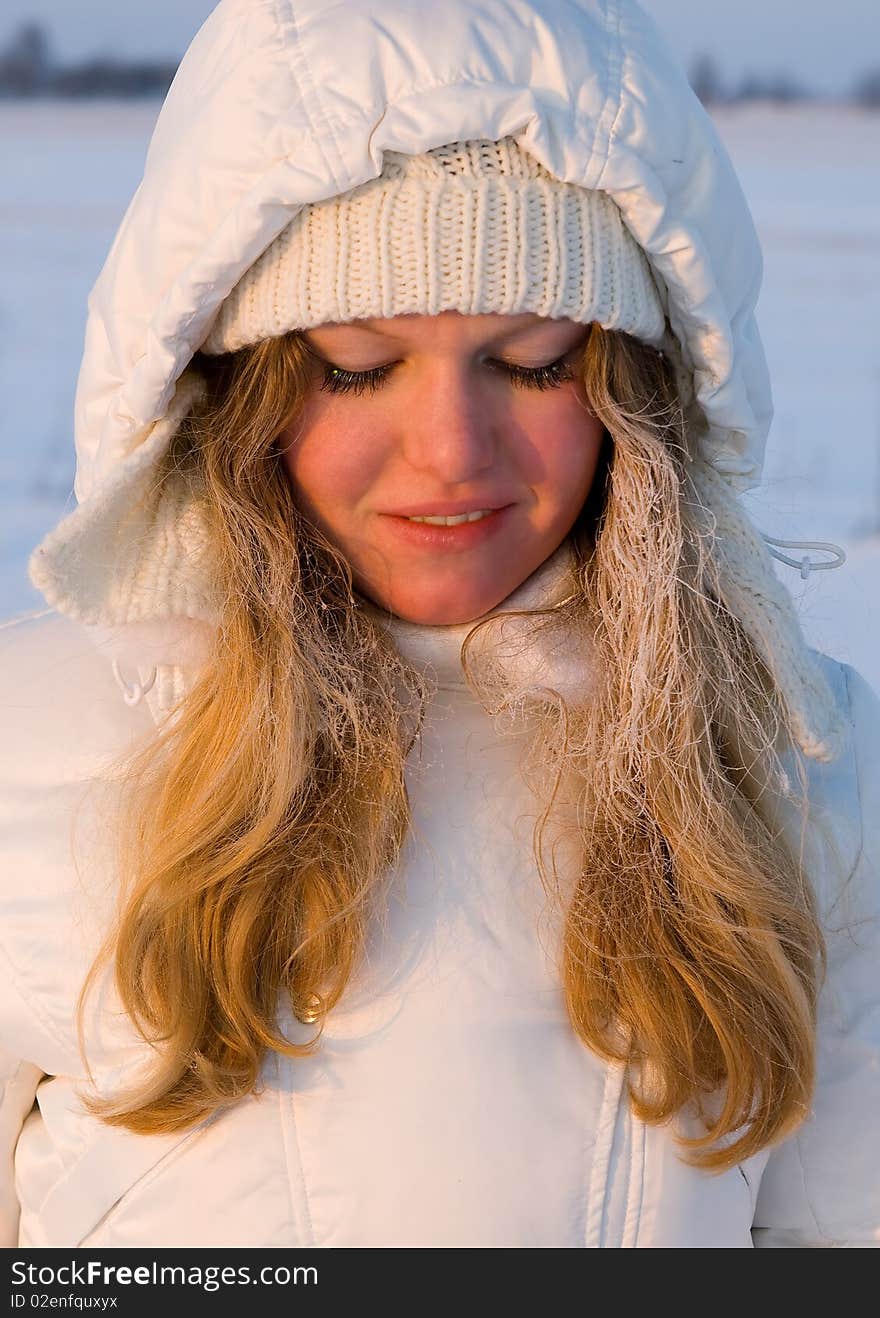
28;373;217;630
687;458;849;764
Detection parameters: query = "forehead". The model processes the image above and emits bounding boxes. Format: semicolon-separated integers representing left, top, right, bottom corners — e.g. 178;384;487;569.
304;311;583;351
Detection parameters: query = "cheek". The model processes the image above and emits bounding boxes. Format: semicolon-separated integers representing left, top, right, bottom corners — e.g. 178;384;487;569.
520;398;605;508
279;410;384;518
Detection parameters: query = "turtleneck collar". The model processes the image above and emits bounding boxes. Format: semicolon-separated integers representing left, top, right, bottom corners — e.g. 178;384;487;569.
357;537;593;699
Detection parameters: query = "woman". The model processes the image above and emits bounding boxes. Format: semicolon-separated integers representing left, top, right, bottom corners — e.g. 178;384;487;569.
1;0;878;1248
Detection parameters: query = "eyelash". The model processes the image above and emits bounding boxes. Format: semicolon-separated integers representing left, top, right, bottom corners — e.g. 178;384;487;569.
319;356;575;396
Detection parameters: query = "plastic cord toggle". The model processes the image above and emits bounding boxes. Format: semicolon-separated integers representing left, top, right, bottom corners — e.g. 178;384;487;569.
111;659;158;707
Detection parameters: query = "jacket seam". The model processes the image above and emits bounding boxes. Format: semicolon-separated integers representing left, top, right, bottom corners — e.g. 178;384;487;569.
35;1108;220;1246
143;0;345;357
791;1133;825;1244
278;1070;316;1246
621;1115;645;1247
583;1061;627;1246
66;1126;206;1246
796;659;861;926
591;0;624;191
840;664;866;885
784;660;863;1248
0;937;71;1068
274;0;346;190
0;1059;41;1106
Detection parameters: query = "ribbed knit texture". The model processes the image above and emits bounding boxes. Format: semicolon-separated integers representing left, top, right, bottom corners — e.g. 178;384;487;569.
28;375;215;628
202;139;667;354
688;462;848;762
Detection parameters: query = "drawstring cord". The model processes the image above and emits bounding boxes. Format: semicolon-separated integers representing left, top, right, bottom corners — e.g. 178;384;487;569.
760;534;847;580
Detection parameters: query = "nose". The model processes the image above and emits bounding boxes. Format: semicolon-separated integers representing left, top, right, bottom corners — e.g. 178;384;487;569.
398;363;496;483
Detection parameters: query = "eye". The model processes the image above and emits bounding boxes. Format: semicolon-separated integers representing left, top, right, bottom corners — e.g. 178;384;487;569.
317;352;577;396
320;363;396;396
494;355;576;391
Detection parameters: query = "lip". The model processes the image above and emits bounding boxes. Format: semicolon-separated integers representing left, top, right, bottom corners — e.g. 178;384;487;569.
385;500;515;516
380;504;514;550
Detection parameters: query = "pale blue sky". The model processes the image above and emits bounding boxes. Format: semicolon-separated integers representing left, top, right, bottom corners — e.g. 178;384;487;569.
2;1;878;97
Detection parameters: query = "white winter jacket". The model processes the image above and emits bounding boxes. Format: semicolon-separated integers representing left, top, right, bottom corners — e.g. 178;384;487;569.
2;0;878;1248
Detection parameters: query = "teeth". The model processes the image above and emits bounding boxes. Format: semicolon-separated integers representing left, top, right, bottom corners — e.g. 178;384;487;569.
406;510;494;525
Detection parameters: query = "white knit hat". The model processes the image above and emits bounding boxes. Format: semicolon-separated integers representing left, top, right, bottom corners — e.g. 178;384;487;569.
201;138;666;354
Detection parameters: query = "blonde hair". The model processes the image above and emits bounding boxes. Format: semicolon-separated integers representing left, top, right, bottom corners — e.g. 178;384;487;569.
76;324;822;1171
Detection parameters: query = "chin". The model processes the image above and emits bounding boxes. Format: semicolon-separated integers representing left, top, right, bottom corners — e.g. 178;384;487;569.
380;589;498;627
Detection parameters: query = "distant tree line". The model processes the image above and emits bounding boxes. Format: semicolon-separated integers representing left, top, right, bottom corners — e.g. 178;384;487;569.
689;52;880;108
1;21;880;106
0;22;177;98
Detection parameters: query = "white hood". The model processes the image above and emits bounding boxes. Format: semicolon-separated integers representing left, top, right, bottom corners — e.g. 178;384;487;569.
67;0;771;504
25;0;846;758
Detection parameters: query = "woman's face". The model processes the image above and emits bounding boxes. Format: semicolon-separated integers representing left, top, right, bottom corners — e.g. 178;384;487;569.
278;311;605;624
